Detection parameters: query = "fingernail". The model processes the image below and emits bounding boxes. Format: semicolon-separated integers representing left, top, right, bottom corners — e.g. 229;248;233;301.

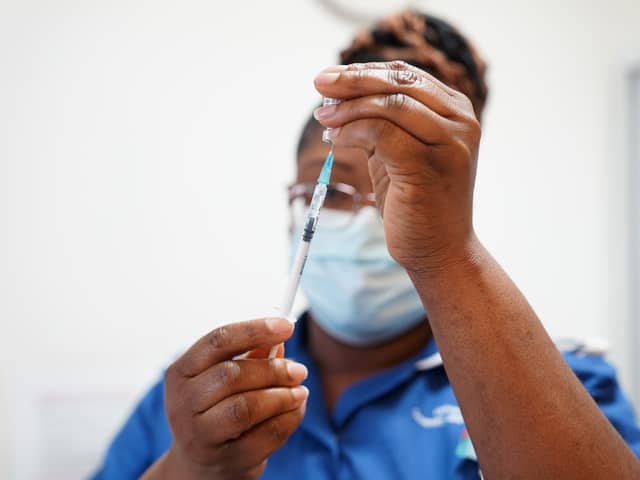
286;361;308;381
313;104;337;120
266;317;293;334
328;127;341;140
315;72;340;85
291;385;309;401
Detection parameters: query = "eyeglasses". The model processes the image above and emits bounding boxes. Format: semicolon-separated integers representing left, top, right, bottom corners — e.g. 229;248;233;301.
288;182;377;230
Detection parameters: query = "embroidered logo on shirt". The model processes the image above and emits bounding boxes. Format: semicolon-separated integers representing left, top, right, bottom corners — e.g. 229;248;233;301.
455;428;477;461
411;404;464;428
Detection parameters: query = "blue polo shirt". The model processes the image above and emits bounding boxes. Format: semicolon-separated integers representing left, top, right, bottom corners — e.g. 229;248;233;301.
92;316;640;479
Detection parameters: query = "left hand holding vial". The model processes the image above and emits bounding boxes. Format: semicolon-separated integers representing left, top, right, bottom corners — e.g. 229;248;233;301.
314;61;481;276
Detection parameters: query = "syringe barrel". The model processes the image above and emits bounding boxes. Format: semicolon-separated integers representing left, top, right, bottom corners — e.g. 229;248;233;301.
301;183;327;241
308;183;327;216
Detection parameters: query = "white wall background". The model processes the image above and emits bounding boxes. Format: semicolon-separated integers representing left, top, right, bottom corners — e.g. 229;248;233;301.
1;0;639;478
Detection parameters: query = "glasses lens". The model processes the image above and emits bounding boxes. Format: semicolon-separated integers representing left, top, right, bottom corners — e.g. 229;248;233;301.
324;185;355;211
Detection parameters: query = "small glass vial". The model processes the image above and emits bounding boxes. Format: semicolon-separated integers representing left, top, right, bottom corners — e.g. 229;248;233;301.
322;97;341;144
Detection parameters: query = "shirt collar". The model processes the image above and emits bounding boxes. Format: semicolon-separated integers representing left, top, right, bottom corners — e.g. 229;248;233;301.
285;312;442;373
286;313;444;434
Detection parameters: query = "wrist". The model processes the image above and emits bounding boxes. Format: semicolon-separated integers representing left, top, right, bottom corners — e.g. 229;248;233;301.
404;233;484;282
145;444;215;480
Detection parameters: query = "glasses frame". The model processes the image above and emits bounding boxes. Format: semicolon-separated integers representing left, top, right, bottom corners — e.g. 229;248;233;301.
287;182;377;212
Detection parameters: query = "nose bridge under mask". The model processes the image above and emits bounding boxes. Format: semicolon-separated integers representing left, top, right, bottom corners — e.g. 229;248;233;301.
292;206;388;261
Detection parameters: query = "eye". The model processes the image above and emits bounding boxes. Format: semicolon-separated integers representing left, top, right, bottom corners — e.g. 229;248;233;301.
323;186;353;210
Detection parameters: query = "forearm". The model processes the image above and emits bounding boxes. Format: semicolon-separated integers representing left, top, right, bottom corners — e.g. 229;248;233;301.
409;235;640;479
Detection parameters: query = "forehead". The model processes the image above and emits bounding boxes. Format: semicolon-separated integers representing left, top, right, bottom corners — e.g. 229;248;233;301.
296;134;372;192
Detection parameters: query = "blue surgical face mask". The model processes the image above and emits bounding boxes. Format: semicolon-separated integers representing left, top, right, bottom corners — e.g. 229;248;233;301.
290;206;426;346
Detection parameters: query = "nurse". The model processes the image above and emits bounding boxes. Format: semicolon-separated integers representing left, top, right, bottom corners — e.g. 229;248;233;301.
93;10;640;480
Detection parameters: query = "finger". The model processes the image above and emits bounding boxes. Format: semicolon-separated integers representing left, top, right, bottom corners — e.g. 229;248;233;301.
171;318;294;378
196;386;309;445
245;343;285;359
344;60;458;95
217;403;307;471
187;358;308;413
325;119;443;186
321;116;425;165
342;61;464;98
313;62;464;118
314;93;453;146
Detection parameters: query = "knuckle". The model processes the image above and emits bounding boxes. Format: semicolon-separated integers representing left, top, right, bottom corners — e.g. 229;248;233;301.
456;114;481;147
454;92;478;122
389;67;420;87
165;359;191;382
353;67;368;87
266;416;289;446
383;93;409;111
388;59;410;70
228;394;252;430
452;138;474;164
467;116;481;142
214;360;241;387
242;320;261;341
208;325;231;350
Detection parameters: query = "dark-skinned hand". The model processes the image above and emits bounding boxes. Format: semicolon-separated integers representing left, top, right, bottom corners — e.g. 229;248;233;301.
314;61;481;274
142;318;307;480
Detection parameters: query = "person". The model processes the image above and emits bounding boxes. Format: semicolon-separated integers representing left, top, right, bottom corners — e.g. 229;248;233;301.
92;10;640;479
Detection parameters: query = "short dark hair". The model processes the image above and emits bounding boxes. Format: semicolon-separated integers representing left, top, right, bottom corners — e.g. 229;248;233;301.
340;10;488;117
296;10;489;158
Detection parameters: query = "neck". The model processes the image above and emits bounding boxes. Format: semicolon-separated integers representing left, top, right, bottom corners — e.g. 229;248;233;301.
307;315;433;376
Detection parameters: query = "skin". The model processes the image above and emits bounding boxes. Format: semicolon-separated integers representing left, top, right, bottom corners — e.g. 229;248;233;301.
141;320;308;480
143;61;640;479
143;133;436;480
296;134;433;410
312;61;640;479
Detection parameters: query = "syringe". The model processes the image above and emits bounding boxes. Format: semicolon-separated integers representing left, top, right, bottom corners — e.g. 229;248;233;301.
268;98;339;359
